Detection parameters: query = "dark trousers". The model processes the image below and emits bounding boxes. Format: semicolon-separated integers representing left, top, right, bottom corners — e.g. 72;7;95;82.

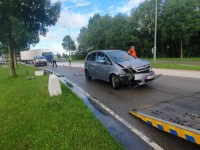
69;60;71;65
52;60;57;67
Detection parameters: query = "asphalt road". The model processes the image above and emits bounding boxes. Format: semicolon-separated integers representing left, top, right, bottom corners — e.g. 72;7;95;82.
150;61;200;66
33;63;200;150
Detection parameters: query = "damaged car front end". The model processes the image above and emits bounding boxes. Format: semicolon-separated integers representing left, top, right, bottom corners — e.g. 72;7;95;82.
106;50;155;89
118;64;155;88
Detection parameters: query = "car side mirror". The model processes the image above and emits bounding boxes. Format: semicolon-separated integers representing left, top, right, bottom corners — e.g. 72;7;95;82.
100;60;106;64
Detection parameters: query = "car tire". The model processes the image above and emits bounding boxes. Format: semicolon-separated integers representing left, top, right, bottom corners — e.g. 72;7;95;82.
111;75;120;90
85;70;92;80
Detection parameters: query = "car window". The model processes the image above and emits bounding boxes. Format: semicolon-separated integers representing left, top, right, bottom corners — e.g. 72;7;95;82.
105;55;112;65
86;54;91;61
97;52;105;62
36;56;45;59
107;51;136;62
88;52;97;61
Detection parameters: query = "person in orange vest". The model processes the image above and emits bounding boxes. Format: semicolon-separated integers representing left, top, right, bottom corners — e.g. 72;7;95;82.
128;46;137;58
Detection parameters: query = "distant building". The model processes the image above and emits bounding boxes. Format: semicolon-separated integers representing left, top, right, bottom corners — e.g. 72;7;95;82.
2;54;9;62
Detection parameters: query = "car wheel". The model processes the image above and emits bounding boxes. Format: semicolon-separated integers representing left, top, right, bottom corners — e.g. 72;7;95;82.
111;75;120;90
85;70;92;80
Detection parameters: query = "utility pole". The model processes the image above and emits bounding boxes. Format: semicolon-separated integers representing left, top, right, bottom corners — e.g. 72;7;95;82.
153;0;157;64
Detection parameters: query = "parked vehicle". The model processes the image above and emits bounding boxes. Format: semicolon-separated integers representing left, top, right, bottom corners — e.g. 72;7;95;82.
84;50;155;89
20;49;51;64
33;56;47;66
42;52;53;63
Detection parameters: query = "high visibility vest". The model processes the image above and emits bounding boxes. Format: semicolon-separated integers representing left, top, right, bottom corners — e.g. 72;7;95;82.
128;49;137;58
69;57;71;61
53;56;56;60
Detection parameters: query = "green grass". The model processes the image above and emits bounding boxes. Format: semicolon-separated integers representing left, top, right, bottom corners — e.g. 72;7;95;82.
142;58;200;61
72;60;85;62
151;63;200;71
0;65;125;150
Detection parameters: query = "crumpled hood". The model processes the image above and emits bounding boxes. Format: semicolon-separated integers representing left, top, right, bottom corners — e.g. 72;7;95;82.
117;59;150;69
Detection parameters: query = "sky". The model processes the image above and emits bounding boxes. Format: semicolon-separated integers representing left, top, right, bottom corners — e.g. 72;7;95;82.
30;0;145;55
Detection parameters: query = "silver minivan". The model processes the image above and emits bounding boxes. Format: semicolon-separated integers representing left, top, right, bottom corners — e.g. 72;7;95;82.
84;50;155;89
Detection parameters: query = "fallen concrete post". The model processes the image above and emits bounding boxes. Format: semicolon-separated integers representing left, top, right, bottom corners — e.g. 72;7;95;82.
48;74;62;97
35;70;44;76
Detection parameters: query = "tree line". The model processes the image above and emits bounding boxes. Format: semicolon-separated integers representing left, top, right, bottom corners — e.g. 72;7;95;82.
75;0;200;60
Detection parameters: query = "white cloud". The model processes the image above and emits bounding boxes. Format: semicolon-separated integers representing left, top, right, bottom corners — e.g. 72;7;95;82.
75;2;91;7
30;43;66;55
69;0;85;3
31;1;102;55
91;4;103;13
58;7;92;29
40;31;62;43
109;0;144;14
108;5;115;15
51;0;67;3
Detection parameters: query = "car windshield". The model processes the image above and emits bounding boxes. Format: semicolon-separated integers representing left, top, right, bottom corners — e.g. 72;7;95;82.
42;52;52;56
36;56;45;59
106;51;136;62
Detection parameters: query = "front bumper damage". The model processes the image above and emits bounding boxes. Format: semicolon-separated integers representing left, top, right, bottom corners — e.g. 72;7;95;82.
118;66;161;88
35;62;47;66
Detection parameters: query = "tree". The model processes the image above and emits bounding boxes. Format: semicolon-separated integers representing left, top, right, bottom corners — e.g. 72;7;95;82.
75;0;200;59
0;0;61;76
77;27;90;53
57;53;61;58
109;13;129;50
0;43;8;54
10;18;39;68
62;35;76;54
62;53;68;58
161;0;200;58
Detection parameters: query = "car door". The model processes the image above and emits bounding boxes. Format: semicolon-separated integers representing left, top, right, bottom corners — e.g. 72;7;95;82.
95;52;109;81
87;52;97;76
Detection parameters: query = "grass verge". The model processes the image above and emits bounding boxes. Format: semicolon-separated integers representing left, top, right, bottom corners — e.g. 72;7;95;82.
0;65;125;149
142;58;200;61
72;60;85;62
151;63;200;71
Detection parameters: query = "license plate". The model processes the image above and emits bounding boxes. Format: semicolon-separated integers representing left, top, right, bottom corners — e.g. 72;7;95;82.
147;75;154;79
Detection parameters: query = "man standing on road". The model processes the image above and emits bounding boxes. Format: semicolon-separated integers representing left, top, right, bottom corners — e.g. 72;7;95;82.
69;55;72;65
128;46;137;58
52;54;57;68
